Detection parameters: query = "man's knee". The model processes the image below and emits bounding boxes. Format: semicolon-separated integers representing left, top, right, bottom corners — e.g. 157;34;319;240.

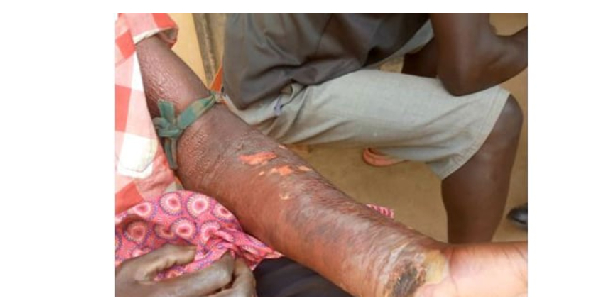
491;94;523;141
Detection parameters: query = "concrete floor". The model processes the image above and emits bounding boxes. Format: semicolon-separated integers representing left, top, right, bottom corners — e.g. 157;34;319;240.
171;13;528;243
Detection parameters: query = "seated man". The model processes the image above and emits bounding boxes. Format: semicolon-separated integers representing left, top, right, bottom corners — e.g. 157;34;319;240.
116;13;527;297
221;13;527;243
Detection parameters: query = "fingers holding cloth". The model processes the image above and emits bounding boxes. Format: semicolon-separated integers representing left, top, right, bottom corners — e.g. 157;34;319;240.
116;243;256;297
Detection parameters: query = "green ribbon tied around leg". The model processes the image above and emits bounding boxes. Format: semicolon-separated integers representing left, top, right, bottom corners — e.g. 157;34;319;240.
152;92;216;170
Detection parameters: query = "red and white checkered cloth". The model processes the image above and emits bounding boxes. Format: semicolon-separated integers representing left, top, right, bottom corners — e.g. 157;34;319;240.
115;13;180;215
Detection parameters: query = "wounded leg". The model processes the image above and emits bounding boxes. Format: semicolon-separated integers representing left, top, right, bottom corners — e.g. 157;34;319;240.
136;35;527;297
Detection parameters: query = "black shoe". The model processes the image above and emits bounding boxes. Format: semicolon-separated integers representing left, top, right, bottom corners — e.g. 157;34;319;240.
507;203;527;231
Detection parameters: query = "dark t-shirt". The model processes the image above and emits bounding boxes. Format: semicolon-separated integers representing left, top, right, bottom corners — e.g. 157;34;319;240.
222;13;429;110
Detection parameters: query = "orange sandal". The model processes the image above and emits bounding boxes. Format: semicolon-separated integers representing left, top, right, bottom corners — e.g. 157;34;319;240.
362;148;405;167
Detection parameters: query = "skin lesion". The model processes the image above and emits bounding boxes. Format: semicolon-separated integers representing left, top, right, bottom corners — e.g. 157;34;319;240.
379;241;449;297
238;152;277;166
422;249;448;284
297;165;312;172
391;264;426;296
269;165;294;176
411;249;451;296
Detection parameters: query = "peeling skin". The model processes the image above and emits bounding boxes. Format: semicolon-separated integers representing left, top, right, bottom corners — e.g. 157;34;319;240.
258;171;265;176
238;152;276;166
269;165;294;176
298;165;312;172
280;193;290;201
422;250;447;284
410;250;449;296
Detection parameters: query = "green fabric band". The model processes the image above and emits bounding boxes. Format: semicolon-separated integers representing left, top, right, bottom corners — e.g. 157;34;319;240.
153;92;216;170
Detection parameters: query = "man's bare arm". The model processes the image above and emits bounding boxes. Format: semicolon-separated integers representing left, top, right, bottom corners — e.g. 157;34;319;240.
430;13;527;95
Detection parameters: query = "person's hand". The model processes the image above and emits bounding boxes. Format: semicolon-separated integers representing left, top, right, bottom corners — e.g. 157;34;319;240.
116;243;256;296
210;258;257;296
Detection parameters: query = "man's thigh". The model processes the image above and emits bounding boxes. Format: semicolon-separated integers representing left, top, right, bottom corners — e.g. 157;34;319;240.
271;69;509;178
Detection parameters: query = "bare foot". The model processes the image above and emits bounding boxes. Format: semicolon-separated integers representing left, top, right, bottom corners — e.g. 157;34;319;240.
416;242;528;296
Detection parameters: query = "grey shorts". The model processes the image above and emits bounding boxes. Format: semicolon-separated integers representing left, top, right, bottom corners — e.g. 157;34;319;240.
223;21;510;179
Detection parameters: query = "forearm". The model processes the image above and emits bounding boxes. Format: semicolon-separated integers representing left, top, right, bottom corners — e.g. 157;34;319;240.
135;35;445;296
402;28;527;91
431;13;527;95
478;27;528;89
441;28;527;95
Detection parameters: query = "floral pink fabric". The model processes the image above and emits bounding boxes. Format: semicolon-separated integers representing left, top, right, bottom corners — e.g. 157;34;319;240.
115;190;282;279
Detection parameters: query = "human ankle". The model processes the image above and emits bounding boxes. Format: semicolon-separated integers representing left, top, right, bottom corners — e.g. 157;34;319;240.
411;242;452;296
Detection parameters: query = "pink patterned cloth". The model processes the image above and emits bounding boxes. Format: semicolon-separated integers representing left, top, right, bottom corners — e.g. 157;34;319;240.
115;190;282;279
